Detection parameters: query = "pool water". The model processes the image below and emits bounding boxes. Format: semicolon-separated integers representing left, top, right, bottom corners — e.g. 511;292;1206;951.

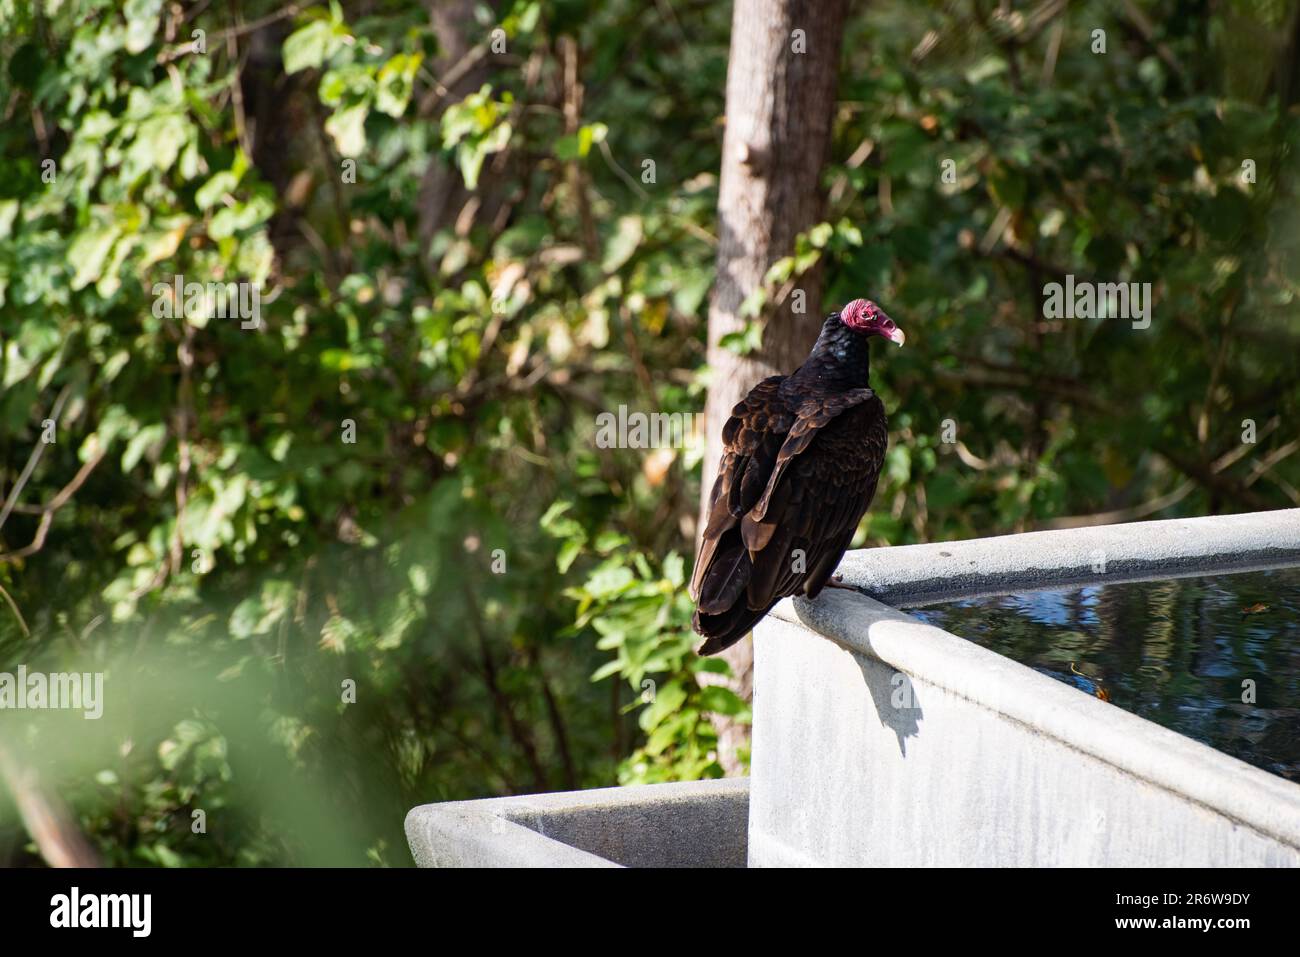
905;568;1300;783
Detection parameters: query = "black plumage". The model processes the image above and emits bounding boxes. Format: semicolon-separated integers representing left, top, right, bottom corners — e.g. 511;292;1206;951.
690;299;902;655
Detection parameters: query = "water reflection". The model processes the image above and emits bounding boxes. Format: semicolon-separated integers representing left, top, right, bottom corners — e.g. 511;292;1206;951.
905;568;1300;782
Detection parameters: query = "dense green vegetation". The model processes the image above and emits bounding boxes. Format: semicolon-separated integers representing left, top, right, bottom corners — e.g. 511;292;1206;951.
1;0;1298;865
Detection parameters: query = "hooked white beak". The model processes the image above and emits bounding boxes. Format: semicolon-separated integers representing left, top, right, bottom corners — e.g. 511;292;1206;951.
886;326;906;347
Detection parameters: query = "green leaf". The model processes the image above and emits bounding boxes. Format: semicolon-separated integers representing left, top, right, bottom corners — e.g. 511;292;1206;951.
0;200;18;240
126;113;191;177
122;423;167;472
124;0;164;54
375;53;421;117
590;659;623;682
698;686;750;718
229;580;295;639
68;223;121;291
640;681;688;730
196;171;241;211
283;19;346;74
585;563;635;598
326;103;369;158
209;191;274;239
663;552;685;587
602;216;642;273
557;538;583;574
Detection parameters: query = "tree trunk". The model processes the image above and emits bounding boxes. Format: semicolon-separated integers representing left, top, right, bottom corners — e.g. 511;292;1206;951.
698;0;849;774
416;0;500;262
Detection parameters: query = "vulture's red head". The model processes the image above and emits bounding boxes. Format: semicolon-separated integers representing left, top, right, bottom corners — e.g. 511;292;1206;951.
840;298;905;346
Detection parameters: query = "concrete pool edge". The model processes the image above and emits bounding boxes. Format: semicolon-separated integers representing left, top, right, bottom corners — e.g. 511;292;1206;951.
756;509;1300;866
405;777;749;867
833;508;1300;607
767;591;1300;854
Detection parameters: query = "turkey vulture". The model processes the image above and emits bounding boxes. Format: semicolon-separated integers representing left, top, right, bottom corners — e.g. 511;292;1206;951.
690;299;903;655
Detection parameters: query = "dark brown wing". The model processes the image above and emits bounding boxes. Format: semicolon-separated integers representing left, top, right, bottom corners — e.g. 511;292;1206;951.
741;392;886;608
690;376;791;604
746;394;888;609
692;384;887;655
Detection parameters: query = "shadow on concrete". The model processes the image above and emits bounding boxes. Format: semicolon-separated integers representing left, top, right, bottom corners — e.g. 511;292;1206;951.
856;647;924;757
789;593;924;756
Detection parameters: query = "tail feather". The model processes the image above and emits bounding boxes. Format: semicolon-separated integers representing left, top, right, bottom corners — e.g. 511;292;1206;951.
693;517;776;655
695;539;752;615
692;601;775;656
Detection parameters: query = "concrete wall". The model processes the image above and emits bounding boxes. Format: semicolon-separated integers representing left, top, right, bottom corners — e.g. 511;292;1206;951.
750;588;1300;867
406;777;749;867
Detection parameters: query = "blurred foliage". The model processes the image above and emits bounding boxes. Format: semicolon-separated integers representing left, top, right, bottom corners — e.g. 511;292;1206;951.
0;0;1298;864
